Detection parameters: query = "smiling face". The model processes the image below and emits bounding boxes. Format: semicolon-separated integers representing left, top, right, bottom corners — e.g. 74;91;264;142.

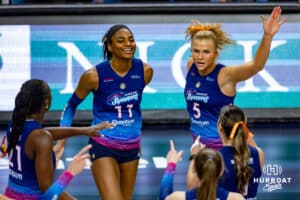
191;38;218;76
108;28;136;60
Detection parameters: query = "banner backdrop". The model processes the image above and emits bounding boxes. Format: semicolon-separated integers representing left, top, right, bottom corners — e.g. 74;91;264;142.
0;23;299;111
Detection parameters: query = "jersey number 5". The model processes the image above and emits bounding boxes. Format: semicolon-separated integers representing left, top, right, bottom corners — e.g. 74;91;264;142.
193;103;201;119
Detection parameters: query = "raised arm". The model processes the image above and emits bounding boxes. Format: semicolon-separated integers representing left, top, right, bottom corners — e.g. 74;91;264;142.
220;6;287;86
186;136;205;189
159;140;183;200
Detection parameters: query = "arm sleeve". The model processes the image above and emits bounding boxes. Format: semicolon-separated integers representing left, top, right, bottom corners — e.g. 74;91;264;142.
39;171;74;200
59;93;83;127
159;162;177;200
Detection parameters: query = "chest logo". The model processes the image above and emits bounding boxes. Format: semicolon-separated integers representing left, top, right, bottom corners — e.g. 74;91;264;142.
195;82;201;88
120;83;126;90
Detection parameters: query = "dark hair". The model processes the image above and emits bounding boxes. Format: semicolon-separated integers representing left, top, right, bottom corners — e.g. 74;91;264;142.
195;148;223;200
7;79;50;153
218;104;253;195
102;24;132;60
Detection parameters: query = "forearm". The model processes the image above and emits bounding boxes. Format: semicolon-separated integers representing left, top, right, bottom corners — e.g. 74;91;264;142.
186;159;197;190
253;33;273;70
60;93;83;127
39;171;74;200
159;162;176;200
45;127;88;140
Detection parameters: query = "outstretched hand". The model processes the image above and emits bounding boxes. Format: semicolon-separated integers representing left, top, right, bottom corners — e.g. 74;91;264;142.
261;6;287;37
86;121;115;137
190;136;206;155
166;140;183;164
67;144;92;176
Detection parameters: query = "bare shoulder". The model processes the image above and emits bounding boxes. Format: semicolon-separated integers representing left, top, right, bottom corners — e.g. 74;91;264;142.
29;129;53;148
81;67;98;81
143;62;153;72
25;129;53;159
165;191;186;200
228;192;245;200
77;67;99;92
143;62;153;85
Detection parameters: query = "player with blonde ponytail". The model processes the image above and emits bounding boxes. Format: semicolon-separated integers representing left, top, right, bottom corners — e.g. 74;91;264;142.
184;6;287;150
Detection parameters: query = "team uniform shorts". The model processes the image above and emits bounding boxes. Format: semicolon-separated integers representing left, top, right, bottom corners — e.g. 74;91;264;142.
88;138;140;164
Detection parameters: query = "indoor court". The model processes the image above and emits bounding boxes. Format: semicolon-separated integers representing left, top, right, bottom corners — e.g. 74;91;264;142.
1;122;299;199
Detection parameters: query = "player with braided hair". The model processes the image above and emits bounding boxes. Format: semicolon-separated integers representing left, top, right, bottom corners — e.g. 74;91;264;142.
0;79;114;200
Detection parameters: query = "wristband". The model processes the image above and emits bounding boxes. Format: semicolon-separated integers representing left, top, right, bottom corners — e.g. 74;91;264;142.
60;170;74;184
165;162;176;174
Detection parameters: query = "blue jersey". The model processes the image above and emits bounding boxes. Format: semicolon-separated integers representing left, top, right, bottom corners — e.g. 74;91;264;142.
219;146;262;198
6;120;56;196
92;58;145;150
186;186;229;200
184;63;234;139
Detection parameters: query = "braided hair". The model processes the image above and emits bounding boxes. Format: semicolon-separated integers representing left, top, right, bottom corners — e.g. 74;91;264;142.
7;79;50;153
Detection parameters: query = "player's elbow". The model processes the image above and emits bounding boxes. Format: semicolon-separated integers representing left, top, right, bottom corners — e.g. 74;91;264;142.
39;180;53;192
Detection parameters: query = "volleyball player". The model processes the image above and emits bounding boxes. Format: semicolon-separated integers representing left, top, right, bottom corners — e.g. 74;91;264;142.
186;104;264;199
217;104;264;198
184;6;286;150
57;24;153;200
159;140;244;200
1;144;92;200
0;79;114;200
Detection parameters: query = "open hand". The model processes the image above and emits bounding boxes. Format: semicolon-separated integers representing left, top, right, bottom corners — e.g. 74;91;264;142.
67;144;92;176
85;121;115;137
261;6;287;37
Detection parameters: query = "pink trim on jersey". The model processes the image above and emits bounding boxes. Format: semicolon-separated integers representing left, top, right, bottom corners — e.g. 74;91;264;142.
92;136;140;150
4;187;39;200
192;133;223;151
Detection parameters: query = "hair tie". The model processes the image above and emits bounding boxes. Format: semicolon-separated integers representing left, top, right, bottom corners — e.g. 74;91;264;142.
229;121;243;140
229;121;254;140
207;155;214;161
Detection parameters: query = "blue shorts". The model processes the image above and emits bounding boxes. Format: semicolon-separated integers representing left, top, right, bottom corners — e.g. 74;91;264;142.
88;138;140;164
